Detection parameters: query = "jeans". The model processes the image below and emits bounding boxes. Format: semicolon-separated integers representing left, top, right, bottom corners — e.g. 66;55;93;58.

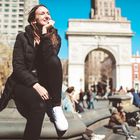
113;122;131;137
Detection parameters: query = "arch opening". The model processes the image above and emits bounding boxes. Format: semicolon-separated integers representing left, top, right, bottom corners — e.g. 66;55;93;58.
84;48;116;96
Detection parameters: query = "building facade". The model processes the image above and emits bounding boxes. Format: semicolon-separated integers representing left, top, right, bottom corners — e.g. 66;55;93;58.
66;0;133;92
0;0;39;46
132;52;140;92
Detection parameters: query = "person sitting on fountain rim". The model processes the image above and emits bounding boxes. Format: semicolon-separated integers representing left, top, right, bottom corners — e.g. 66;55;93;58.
108;106;137;140
62;86;84;114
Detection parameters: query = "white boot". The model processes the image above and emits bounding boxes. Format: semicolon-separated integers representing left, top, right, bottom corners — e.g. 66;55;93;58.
52;106;68;131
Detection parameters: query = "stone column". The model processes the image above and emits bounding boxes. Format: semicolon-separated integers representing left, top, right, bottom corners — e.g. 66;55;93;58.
116;64;132;90
68;63;85;92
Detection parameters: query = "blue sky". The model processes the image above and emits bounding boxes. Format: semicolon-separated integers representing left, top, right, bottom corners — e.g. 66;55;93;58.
39;0;140;59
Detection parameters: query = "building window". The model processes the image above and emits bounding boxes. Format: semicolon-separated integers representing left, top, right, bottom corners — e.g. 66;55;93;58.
100;10;102;15
18;25;23;28
19;14;23;17
19;4;24;7
12;15;17;17
11;25;16;28
105;9;108;16
19;9;24;12
111;10;114;16
135;83;139;92
4;25;8;28
12;20;16;23
104;2;107;7
134;73;138;79
12;4;17;7
4;14;9;17
134;64;138;71
5;4;9;7
5;9;9;12
12;9;17;12
18;20;23;23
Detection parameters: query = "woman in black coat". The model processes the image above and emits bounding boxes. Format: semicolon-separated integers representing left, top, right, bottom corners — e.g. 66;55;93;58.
0;4;68;140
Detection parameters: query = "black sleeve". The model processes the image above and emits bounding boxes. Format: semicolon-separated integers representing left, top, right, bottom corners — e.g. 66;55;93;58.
12;33;38;87
40;27;61;61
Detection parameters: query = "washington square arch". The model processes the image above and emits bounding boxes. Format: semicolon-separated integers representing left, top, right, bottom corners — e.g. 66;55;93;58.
66;0;133;93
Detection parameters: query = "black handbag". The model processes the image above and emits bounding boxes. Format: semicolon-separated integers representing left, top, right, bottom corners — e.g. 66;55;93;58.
0;75;16;111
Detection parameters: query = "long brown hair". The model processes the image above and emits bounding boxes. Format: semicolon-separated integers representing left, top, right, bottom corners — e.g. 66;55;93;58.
28;4;59;47
28;5;47;44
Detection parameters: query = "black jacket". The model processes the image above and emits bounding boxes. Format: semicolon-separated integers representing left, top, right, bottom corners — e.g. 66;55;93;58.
0;25;61;111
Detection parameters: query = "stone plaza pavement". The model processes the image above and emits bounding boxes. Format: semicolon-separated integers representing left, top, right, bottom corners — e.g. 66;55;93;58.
85;100;140;140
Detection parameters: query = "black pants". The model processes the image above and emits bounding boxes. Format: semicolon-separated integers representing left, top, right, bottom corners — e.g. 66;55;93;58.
14;55;63;140
39;55;62;106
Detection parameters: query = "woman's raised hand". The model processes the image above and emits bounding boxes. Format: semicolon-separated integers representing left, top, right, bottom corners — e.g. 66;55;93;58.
42;19;55;34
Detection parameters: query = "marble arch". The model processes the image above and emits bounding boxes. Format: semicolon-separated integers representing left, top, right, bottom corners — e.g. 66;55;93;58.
66;0;133;92
66;19;133;92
